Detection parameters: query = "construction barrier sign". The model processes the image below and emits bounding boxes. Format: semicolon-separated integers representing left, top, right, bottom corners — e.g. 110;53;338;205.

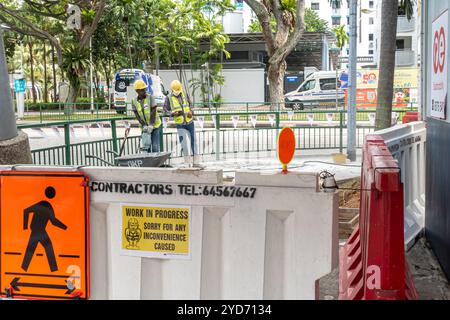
0;171;90;300
120;204;191;259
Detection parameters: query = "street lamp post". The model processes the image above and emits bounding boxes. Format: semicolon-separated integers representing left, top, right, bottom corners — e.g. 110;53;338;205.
90;38;94;114
347;0;358;162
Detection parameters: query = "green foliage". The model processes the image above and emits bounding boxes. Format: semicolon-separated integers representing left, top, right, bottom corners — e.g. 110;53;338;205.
248;18;277;33
61;44;90;96
280;0;296;14
2;0;233;103
304;8;329;32
3;31;18;63
332;25;348;49
399;0;416;21
248;7;328;33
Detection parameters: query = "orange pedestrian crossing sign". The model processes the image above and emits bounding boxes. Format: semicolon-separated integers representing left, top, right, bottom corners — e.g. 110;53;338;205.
0;171;90;300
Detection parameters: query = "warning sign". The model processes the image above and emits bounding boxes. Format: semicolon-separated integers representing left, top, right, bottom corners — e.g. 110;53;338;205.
430;10;448;120
0;171;90;300
277;127;296;173
120;204;190;259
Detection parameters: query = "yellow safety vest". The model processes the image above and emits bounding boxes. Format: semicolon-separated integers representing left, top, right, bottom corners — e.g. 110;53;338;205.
169;93;193;125
132;96;161;129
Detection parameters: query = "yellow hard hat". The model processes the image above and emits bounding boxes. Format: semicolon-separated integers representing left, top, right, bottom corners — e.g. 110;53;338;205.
134;79;148;91
170;80;183;94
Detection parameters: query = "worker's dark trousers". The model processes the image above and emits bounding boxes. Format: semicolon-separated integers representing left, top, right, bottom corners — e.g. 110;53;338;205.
22;231;58;272
141;126;161;153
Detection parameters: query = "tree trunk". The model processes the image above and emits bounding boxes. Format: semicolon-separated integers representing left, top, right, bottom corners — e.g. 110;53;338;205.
28;41;36;104
104;61;111;107
43;42;48;103
375;0;399;130
51;44;57;102
66;84;79;104
268;60;286;110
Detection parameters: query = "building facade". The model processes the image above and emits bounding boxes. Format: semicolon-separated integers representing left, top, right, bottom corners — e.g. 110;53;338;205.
374;0;421;68
221;0;380;68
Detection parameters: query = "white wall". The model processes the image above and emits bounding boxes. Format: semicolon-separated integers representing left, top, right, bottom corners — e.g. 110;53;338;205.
159;68;265;104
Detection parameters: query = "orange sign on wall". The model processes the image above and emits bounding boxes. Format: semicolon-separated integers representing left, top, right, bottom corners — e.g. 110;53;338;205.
0;171;90;300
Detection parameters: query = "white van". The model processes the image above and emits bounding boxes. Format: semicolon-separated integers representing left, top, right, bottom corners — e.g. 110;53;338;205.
284;71;345;110
112;69;167;114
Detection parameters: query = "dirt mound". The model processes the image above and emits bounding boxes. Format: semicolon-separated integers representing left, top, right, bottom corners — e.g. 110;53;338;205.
338;178;361;209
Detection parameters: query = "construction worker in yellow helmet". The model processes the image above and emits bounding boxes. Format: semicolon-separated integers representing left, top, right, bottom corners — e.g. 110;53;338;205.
164;79;203;168
132;79;162;153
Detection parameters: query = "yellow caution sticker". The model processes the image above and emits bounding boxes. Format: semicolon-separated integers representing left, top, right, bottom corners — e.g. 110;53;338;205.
120;204;190;259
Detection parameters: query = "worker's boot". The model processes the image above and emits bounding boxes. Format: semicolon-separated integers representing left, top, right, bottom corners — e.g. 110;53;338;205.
183;155;193;168
193;155;205;169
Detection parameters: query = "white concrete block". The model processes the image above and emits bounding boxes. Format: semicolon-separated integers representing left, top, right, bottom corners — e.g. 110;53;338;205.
234;170;318;190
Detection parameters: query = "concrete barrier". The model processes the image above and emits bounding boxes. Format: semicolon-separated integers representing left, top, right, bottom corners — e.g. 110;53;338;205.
0;165;338;300
376;121;426;247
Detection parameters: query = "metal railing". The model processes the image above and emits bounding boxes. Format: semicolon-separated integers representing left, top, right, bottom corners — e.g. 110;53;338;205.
18;101;419;123
397;16;416;33
395;50;416;67
18;108;416;166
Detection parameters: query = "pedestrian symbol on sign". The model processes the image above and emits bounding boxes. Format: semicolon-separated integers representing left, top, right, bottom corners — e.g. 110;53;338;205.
21;187;67;272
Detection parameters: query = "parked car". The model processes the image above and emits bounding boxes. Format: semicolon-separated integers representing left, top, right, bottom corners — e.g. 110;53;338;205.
284;71;345;110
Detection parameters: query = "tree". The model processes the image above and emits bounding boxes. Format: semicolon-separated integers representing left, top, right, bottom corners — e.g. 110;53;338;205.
154;0;232;103
304;8;328;32
3;31;18;64
27;37;37;103
331;25;348;107
0;0;107;103
375;0;416;130
244;0;305;106
248;7;327;33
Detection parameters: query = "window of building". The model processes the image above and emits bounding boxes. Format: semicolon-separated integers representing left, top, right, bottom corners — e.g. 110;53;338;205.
235;0;244;10
331;1;341;9
369;1;374;9
369;17;374;25
396;39;405;50
332;17;341;26
311;2;320;10
369;49;374;55
369;33;374;41
347;16;350;24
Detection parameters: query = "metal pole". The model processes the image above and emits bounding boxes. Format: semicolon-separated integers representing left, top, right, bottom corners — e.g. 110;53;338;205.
111;119;118;154
0;27;18;141
155;42;159;76
90;38;94;114
64;123;71;165
347;0;357;162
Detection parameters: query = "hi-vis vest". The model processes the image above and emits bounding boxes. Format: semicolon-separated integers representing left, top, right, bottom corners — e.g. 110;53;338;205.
168;93;193;125
132;96;161;129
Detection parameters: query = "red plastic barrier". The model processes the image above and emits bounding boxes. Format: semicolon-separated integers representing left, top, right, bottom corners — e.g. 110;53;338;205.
402;112;420;124
339;135;418;300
